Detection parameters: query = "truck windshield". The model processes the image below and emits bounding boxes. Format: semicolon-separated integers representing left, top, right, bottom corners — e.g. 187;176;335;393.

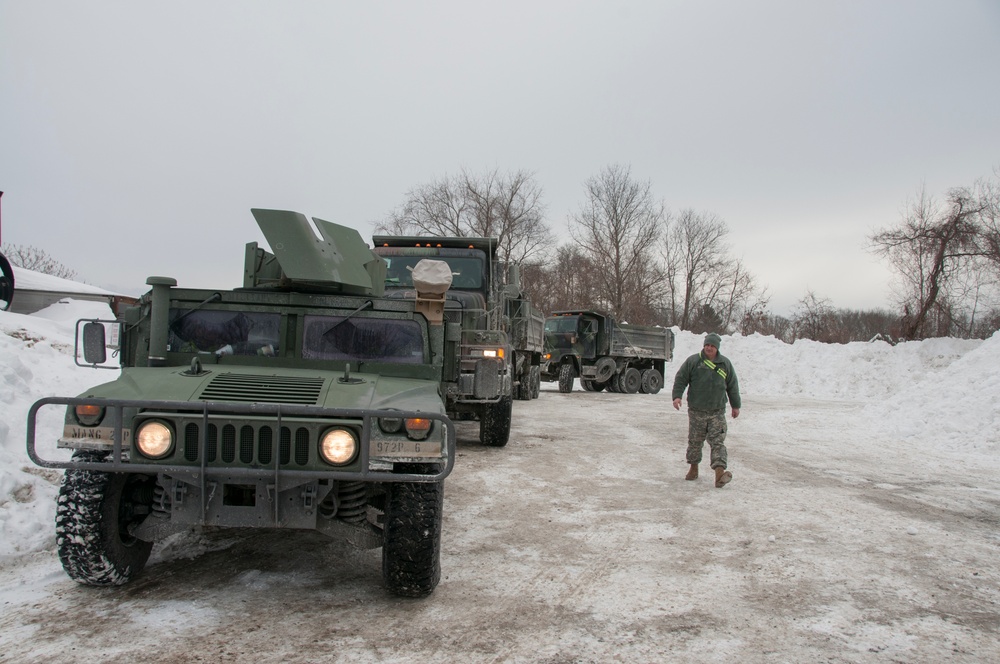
302;315;425;364
168;310;281;356
383;256;484;290
544;316;580;336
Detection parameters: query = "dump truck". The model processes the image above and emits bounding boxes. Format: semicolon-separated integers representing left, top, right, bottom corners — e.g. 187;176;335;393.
541;310;674;394
505;265;545;401
27;209;457;597
372;235;544;446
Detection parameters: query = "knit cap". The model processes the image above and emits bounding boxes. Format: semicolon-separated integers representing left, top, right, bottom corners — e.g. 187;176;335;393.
704;333;722;349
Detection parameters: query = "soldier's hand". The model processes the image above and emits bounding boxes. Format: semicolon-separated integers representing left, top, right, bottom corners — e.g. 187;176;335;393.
731;407;740;419
672;398;681;410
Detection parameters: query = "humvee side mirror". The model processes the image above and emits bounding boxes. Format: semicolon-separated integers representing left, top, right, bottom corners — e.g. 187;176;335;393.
82;322;107;365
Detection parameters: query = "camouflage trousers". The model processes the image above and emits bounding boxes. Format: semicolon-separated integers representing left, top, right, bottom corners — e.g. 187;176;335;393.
686;408;728;469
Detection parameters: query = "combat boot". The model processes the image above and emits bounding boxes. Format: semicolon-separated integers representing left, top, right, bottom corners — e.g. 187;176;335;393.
714;466;733;488
685;464;698;480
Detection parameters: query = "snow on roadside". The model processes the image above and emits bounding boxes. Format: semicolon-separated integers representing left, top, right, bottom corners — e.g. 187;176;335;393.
0;299;116;557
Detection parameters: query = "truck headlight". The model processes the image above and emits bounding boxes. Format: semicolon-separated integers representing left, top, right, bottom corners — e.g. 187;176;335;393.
136;421;173;458
320;428;358;465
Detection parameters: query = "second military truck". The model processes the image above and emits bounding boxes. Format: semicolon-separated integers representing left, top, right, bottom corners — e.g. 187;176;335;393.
372;235;544;446
541;310;674;394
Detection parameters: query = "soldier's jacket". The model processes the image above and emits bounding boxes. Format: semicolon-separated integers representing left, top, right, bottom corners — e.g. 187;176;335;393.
672;350;741;411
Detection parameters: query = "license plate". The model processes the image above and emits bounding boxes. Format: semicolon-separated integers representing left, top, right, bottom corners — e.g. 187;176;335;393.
60;426;132;445
370;439;441;458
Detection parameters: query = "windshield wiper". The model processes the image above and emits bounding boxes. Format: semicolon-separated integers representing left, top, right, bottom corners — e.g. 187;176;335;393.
322;300;374;340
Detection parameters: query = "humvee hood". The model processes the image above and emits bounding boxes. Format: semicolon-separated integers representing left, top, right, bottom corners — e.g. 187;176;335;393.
78;367;445;415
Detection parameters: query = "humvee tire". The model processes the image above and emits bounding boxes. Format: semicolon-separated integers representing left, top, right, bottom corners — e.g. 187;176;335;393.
56;451;155;586
480;394;512;447
557;363;575;393
382;475;444;598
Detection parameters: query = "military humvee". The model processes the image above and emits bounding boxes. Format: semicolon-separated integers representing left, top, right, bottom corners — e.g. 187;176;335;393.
26;209;456;597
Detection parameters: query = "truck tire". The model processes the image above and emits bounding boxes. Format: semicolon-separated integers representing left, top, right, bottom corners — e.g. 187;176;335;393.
480;394;512;447
581;378;595;391
640;368;663;395
55;451;155;586
607;372;621;392
557;363;575;393
622;367;641;394
382;474;444;597
515;373;530;401
530;365;540;399
594;357;616;383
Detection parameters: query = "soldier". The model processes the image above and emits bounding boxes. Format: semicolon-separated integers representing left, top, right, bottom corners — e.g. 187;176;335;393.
671;332;741;488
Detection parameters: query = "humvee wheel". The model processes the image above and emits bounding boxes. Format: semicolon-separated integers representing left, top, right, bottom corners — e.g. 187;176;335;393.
557;363;575;393
622;367;641;394
56;451;155;586
382;475;444;598
480;394;512;447
640;368;663;394
529;365;540;399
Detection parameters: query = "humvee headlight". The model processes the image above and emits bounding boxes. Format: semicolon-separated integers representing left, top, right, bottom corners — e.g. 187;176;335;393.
136;421;173;459
320;428;357;465
74;404;104;427
404;418;432;441
378;417;403;434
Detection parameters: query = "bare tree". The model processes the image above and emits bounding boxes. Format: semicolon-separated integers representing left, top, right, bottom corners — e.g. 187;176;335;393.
376;169;552;278
463;169;552;278
662;209;765;332
376;176;467;237
869;186;984;339
569;164;666;324
1;244;77;280
522;245;597;315
791;290;835;342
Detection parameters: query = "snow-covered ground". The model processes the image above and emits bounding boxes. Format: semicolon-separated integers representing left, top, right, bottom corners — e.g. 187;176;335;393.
1;295;998;662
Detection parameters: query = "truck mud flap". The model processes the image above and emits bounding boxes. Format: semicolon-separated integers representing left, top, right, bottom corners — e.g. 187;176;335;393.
473;357;502;399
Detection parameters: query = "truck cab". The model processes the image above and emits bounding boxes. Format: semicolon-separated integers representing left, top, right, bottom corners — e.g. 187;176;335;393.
372;236;514;447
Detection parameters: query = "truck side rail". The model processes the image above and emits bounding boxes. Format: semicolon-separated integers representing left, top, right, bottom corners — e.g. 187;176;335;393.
27;397;455;484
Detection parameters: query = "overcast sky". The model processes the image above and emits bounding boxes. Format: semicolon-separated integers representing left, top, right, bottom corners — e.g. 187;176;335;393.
2;1;998;314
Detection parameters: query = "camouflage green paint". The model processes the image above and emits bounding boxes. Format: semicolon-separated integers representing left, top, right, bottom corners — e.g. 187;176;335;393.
685;407;728;469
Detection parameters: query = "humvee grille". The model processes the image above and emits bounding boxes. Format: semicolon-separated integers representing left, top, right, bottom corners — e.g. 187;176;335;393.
199;373;325;404
182;421;312;466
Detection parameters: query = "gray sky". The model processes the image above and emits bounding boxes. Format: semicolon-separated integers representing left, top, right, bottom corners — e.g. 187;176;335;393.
2;1;998;314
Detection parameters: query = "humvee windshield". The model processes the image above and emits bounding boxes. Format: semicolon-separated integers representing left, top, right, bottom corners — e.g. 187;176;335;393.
302;315;425;363
168;309;426;364
169;310;281;356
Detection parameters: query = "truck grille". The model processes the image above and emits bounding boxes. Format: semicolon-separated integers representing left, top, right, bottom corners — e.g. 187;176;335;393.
199;373;325;405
